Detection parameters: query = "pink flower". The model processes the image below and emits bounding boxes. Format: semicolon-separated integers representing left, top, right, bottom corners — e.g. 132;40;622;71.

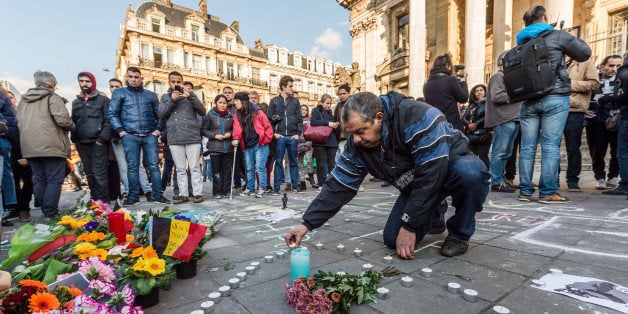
79;257;116;283
88;279;117;296
120;304;144;314
73;295;112;314
56;273;73;281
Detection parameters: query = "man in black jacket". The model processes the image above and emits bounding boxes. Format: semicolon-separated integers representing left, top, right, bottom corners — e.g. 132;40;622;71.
285;91;490;258
71;72;112;202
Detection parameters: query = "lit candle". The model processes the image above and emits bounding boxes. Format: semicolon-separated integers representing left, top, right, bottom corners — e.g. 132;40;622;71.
376;287;389;300
255;230;262;234
245;266;256;275
353;248;362;257
228;278;240;289
200;301;214;313
264;255;274;263
315;242;323;250
250;261;260;270
362;263;373;271
463;289;478;303
400;276;413;287
236;272;247;281
447;282;461;294
276;251;286;259
290;248;311;281
492;306;510;314
383;255;393;265
344;218;351;222
207;292;221;304
336;244;345;252
289;243;297;251
218;285;231;297
421;267;433;278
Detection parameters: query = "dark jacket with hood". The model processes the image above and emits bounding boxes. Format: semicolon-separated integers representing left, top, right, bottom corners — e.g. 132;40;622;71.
158;90;206;145
423;68;468;131
301;91;470;232
71;88;112;144
201;108;235;154
515;23;591;97
108;84;163;136
266;94;303;136
462;99;487;132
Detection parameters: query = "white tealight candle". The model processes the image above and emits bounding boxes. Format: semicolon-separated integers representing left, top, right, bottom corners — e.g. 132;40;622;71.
383;255;393;265
344;218;351;222
421;267;433;278
324;223;331;227
276;251;286;259
265;255;274;263
353;248;363;257
463;289;478;302
447;282;461;294
400;276;414;287
362;263;373;271
549;268;563;275
191;310;204;314
207;292;221;304
315;242;323;250
250;261;260;270
531;279;546;287
336;271;347;276
336;244;345;252
218;285;231;297
245;266;256;275
493;305;510;314
376;287;389;300
200;301;215;313
289;243;297;251
236;272;247;281
228;278;240;289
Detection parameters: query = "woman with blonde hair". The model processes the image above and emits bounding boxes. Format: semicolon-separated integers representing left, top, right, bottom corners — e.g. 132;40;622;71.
310;94;339;189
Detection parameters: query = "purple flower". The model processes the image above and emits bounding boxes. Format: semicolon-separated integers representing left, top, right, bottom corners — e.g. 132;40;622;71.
173;215;190;221
84;221;99;231
88;279;117;296
120;304;144;314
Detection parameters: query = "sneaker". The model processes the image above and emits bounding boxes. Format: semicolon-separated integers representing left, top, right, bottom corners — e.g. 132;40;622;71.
517;194;532;202
607;177;620;188
154;195;170;204
601;186;628;195
440;236;469;257
491;183;516;193
123;198;140;206
294;188;305;194
567;183;581;192
173;196;189;204
18;211;32;222
213;194;222;199
596;179;609;190
255;189;265;198
223;193;231;198
272;190;280;196
193;195;204;203
145;192;154;202
239;189;252;196
429;200;448;234
538;193;570;204
2;208;19;220
285;183;292;192
1;219;14;226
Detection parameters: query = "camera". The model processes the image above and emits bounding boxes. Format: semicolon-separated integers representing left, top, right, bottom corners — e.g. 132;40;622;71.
270;114;282;124
454;65;465;78
174;85;184;93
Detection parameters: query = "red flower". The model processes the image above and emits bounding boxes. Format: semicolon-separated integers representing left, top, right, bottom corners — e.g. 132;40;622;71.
331;292;341;303
306;278;315;289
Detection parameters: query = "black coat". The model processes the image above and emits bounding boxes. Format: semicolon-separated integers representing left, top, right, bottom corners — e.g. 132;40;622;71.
201;109;235;154
423;68;468;131
266;95;303;136
71;90;112;144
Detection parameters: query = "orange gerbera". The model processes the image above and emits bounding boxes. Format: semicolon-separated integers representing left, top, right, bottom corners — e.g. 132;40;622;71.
28;292;60;313
69;286;82;297
20;279;49;291
141;246;158;259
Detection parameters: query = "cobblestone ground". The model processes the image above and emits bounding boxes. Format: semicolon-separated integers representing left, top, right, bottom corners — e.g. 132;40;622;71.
1;171;626;313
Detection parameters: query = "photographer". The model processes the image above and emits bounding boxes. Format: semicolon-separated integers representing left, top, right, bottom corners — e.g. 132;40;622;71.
423;54;469;131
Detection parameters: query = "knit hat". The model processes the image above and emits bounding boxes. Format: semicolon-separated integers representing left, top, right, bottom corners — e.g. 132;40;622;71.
234;91;249;102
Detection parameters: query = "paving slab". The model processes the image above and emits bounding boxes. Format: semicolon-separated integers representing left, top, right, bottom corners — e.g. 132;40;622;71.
456;244;553;277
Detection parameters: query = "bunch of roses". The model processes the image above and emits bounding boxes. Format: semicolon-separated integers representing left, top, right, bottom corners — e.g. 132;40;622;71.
285;277;332;314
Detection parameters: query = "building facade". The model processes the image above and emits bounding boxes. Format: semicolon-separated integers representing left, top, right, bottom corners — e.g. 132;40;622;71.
337;0;628;98
115;0;345;107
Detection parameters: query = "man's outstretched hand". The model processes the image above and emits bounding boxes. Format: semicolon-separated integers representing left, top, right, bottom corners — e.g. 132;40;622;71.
285;224;309;246
396;227;416;259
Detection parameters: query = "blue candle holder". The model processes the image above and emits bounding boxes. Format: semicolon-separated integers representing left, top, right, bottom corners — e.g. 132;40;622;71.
290;248;310;281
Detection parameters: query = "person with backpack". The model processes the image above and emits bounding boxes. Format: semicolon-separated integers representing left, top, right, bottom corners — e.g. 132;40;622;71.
505;5;590;204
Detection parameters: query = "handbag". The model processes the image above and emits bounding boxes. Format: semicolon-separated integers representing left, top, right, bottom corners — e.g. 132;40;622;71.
605;110;620;131
303;122;332;144
466;128;489;144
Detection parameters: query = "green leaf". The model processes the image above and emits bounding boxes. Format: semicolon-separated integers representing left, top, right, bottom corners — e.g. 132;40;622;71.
357;288;364;304
223;262;235;271
136;276;156;295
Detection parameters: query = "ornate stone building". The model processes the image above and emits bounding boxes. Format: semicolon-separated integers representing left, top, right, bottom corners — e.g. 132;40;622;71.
115;0;345;107
337;0;628;97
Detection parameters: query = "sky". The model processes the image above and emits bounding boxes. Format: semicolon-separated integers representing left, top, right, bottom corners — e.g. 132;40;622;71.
0;0;351;101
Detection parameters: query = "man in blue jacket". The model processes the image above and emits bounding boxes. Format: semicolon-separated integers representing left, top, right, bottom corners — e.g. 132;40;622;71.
108;67;169;205
285;91;490;258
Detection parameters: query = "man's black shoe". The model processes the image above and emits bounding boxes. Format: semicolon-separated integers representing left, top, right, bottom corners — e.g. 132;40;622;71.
440;236;469;257
602;186;628;195
2;208;19;220
1;219;14;226
154;195;170;204
491;183;516;193
429;200;448;234
145;192;154;202
123;198;140;206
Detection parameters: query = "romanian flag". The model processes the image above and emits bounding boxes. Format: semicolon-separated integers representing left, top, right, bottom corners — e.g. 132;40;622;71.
150;217;208;262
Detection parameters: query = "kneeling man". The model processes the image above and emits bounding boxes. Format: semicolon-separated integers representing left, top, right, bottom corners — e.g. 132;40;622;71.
285;91;490;258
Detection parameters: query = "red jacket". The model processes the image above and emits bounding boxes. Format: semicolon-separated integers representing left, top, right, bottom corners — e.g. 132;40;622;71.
233;108;273;150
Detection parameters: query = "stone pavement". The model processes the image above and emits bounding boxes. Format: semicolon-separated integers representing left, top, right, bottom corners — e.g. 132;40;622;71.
1;171;627;313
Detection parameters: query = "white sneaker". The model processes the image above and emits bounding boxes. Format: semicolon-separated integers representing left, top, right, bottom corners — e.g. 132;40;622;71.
607;177;620;188
255;189;265;198
596;179;609;190
239;189;252;196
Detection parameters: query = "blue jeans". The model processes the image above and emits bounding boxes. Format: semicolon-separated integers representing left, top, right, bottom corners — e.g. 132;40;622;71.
519;96;569;197
245;145;269;191
203;159;212;179
274;137;299;191
0;138;16;206
383;154;490;248
618;119;627;189
122;134;163;199
490;121;519;185
563;113;585;184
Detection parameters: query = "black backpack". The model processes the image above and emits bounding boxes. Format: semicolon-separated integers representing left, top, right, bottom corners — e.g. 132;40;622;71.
503;31;557;103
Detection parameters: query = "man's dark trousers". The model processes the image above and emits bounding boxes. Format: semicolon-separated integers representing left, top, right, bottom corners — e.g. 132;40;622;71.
563;112;585;185
76;142;109;201
28;157;66;218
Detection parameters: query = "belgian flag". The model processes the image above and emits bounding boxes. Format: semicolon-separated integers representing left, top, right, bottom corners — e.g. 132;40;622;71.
149;216;208;262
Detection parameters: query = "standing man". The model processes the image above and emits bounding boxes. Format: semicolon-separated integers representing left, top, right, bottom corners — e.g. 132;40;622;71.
71;72;112;202
267;75;303;194
564;59;599;191
515;6;591;203
108;67;169;205
334;83;350;162
486;52;522;193
587;55;622;190
224;86;244;193
285;91;489;258
17;71;75;219
158;72;206;204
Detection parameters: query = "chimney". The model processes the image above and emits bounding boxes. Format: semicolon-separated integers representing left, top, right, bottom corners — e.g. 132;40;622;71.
164;0;171;6
230;21;239;33
199;0;207;17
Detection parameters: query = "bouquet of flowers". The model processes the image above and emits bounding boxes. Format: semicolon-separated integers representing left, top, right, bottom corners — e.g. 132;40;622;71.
0;279;80;313
117;246;175;296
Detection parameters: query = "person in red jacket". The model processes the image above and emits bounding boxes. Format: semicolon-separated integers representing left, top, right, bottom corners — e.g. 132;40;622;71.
232;92;273;198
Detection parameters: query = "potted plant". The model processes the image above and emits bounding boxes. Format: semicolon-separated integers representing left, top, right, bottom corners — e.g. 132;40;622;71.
117;246;175;308
173;234;210;280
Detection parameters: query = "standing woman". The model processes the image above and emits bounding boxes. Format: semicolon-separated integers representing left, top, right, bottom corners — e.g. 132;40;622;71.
298;105;315;186
463;84;492;168
310;94;339;189
232;92;273;198
201;94;235;199
423;53;469;131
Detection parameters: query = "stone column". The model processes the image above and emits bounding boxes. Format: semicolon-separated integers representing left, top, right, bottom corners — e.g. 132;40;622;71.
545;0;573;29
492;0;513;71
464;0;486;87
409;0;426;98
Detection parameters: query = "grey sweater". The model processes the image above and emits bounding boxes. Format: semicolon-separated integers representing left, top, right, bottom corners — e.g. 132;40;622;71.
485;71;521;128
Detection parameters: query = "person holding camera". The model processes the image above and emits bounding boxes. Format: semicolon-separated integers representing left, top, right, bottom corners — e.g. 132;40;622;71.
462;84;491;169
158;71;206;204
423;54;469;131
201;94;235;199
